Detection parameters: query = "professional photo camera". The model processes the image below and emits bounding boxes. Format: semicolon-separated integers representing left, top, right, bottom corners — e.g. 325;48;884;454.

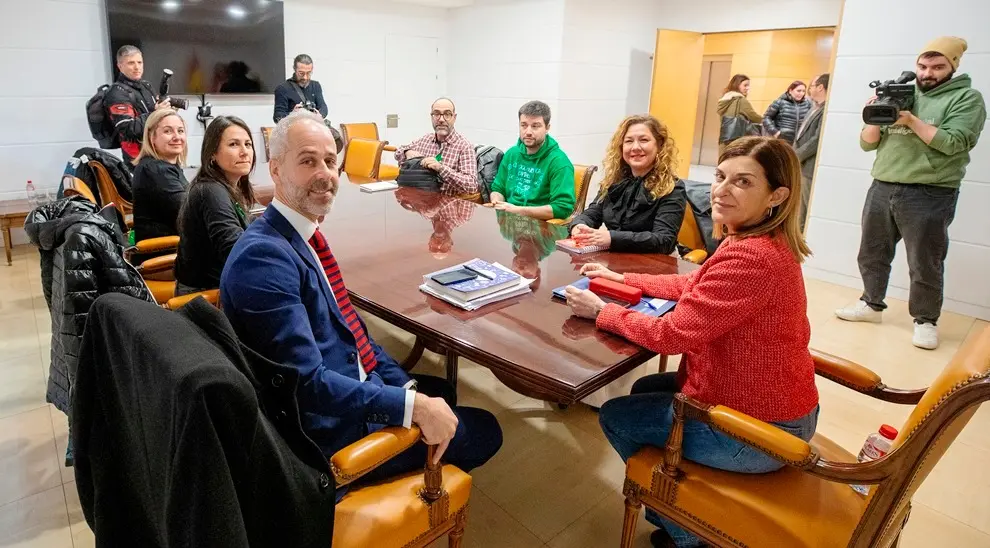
159;69;189;110
862;71;916;125
300;99;319;113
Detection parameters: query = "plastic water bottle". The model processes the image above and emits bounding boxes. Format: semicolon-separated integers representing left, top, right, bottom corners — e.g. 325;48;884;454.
26;180;38;207
851;424;898;495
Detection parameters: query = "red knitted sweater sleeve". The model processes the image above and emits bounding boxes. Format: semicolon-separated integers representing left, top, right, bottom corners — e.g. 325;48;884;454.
597;241;775;355
624;270;700;301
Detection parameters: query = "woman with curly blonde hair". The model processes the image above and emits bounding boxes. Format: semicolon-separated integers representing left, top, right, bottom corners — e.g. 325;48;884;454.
568;115;686;253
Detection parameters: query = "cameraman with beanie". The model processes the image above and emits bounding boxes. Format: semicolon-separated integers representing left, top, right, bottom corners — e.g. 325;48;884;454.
836;37;986;350
273;54;328;122
106;45;171;164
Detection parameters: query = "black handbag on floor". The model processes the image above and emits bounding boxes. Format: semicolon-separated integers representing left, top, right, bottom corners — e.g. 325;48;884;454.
396;158;442;193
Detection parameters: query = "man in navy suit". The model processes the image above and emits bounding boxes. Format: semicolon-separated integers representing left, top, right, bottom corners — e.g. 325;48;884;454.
220;111;501;491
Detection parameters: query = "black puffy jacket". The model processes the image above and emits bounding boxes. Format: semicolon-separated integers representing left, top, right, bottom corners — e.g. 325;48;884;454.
762;93;813;144
25;199;153;414
24;197;98;311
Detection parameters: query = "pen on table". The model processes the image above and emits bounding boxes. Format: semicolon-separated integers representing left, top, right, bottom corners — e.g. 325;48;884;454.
464;264;494;280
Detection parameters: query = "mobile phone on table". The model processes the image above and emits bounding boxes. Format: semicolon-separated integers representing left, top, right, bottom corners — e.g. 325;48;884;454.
431;268;478;286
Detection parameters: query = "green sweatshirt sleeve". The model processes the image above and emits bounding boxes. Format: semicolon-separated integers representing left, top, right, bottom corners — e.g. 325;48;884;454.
490;156;508;197
860;126;884;152
547;160;576;220
860;135;880;151
928;90;987;156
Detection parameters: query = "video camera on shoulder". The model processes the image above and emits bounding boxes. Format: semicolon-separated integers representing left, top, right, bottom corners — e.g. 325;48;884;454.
159;69;189;110
862;71;916;125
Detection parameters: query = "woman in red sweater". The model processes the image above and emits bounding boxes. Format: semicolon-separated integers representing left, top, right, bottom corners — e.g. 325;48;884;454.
566;136;818;548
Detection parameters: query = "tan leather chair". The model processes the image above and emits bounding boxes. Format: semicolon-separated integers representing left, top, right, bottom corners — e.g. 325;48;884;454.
90;161;134;227
546;164;597;226
677;205;708;264
62;176;98;204
331;426;472;547
165;288;220;310
261;126;274;162
573;164;597;215
134;253;178;304
341;122;397;153
619;326;990;548
343;138;399;181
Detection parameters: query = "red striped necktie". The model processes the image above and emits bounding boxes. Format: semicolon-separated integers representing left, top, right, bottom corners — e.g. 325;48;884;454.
307;228;378;373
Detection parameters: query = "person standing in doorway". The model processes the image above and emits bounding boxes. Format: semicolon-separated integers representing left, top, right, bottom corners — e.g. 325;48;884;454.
835;37;986;350
792;73;829;231
716;74;763;155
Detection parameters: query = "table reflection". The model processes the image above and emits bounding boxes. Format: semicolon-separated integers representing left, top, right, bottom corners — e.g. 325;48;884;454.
495;211;568;289
394;187;477;259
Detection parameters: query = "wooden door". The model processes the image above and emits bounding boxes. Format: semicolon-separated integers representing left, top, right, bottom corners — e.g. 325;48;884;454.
649;30;705;180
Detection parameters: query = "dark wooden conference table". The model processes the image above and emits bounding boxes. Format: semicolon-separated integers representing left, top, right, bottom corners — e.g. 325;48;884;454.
248;169;698;405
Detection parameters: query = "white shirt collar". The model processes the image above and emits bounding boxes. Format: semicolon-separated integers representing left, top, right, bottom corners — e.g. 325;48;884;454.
271;198;319;241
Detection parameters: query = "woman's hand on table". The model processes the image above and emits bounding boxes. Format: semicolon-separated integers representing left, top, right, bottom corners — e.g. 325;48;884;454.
565;286;607;320
579;263;624;284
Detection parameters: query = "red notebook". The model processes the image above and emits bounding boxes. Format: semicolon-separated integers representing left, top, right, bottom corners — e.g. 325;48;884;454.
555;238;609;254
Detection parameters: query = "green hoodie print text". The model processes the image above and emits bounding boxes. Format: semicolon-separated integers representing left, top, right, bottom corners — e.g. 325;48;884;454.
861;74;986;188
491;135;576;219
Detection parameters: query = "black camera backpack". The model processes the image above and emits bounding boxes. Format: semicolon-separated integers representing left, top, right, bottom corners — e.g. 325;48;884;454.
85;83;139;149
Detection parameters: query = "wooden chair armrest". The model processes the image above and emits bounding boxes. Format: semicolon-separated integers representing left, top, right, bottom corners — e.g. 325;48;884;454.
811;349;926;404
682;249;707;264
132;235;180;254
707;403;815;467
165;289;219;311
547;217;571;225
136;253;176;275
456;192;482;204
383;144;397;152
330;426;422;486
663;394;895;486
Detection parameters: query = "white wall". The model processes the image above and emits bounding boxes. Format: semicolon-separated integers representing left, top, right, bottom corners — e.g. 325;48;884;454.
654;0;843;34
446;0;566;153
806;0;990;320
0;0;447;200
0;0;109;202
555;0;662;171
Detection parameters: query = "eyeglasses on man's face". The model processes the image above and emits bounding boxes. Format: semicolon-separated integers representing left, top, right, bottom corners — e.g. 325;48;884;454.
431;111;455;121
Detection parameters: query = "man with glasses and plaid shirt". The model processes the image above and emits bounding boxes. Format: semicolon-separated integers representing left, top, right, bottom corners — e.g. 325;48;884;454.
395;97;479;195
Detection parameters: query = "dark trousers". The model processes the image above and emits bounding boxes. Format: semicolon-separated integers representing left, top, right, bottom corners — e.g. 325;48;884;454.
355;374;503;486
858;180;958;325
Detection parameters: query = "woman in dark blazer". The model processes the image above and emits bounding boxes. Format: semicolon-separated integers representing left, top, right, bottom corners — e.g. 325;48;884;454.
569;115;686;254
175;116;257;296
131;109;189;243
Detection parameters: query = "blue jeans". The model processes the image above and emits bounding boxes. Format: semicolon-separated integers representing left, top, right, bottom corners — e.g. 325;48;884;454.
599;373;819;548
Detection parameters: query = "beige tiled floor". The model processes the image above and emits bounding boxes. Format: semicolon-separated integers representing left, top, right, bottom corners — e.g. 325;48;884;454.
1;244;989;547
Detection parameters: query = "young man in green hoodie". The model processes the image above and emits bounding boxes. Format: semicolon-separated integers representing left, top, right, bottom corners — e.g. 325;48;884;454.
489;101;575;221
836;36;986;350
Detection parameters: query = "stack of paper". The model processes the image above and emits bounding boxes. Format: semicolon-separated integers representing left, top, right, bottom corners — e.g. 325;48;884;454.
420;259;535;311
360;181;399;193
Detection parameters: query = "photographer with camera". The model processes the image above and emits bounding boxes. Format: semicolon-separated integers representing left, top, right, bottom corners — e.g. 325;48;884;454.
836;37;986;350
105;45;172;164
273;54;328;122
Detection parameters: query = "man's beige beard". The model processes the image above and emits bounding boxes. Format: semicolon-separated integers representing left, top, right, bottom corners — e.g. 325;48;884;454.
287;176;335;217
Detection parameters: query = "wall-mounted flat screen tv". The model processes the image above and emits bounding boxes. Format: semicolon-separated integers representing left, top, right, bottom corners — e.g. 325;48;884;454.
105;0;286;95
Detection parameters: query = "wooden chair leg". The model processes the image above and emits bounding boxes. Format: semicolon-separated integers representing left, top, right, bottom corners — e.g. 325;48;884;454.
448;507;468;548
401;337;426;371
658;354;669;374
621;491;642;548
445;349;459;388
